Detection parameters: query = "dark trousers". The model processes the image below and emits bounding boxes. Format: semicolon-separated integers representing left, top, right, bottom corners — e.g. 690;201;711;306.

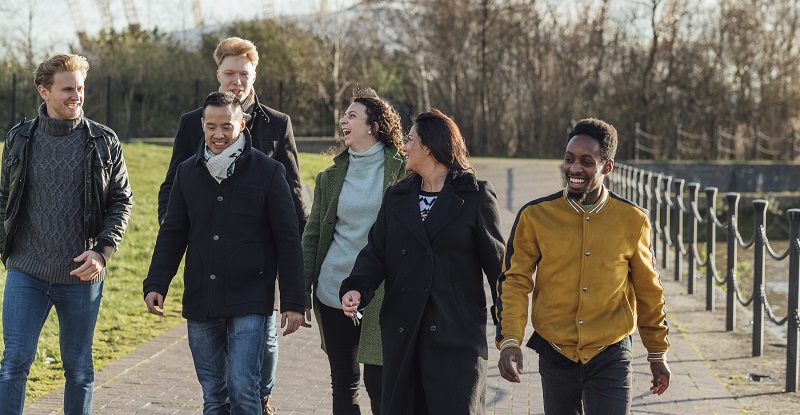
538;343;632;415
317;302;382;415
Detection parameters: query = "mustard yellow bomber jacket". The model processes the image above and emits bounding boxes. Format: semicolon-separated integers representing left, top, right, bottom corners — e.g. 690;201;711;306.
495;187;669;363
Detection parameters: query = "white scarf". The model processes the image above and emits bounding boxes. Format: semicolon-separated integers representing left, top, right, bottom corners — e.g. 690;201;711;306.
204;133;245;183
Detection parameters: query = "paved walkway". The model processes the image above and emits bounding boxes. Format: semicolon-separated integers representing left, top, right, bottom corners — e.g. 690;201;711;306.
26;159;746;414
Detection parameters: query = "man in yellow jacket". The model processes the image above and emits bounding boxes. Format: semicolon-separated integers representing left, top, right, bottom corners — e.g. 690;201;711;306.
496;118;670;414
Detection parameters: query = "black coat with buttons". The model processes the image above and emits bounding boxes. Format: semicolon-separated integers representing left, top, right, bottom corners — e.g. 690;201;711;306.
340;170;505;415
144;130;305;320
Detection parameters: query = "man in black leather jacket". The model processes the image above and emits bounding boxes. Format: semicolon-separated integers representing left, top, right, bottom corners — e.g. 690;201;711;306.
157;37;306;415
0;54;133;415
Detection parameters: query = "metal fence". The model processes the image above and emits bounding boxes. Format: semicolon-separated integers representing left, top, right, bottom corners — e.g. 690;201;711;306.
609;164;800;392
634;123;798;162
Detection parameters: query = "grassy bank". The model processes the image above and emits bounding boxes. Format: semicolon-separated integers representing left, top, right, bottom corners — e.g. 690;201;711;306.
0;142;334;402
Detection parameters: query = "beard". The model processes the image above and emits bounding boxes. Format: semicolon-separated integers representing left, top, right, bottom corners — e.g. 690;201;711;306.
567;190;588;204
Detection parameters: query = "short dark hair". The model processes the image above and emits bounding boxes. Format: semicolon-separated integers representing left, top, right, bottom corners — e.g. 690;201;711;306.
414;109;473;173
202;91;243;119
568;118;618;161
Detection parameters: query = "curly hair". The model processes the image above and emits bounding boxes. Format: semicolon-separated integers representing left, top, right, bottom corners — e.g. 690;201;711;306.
568;118;618;162
351;86;404;149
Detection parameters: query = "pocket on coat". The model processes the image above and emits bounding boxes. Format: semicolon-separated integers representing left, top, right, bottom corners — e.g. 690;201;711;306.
224;243;267;306
230;184;263;217
452;282;482;324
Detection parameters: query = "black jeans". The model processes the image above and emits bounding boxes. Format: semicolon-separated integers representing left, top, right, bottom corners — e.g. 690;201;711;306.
532;333;633;415
317;302;382;415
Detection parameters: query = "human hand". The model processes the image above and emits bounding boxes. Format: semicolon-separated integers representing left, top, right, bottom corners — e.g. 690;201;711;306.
649;361;671;395
281;311;304;336
498;347;524;383
145;291;165;316
303;307;313;328
70;250;105;281
341;290;361;317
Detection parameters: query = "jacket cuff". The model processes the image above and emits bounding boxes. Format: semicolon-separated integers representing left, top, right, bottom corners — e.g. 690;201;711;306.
647;351;668;362
90;238;116;265
279;301;305;314
498;337;521;351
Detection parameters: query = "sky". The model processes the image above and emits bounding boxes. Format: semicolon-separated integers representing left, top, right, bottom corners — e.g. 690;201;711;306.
3;0;357;54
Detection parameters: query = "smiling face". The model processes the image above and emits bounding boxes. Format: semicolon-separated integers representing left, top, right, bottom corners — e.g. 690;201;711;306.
202;104;245;155
38;70;84;120
402;124;434;174
216;55;256;101
563;134;614;205
340;102;377;152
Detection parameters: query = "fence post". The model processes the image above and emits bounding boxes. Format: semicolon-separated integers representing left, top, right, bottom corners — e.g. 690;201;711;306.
676;124;682;161
705;188;718;311
661;176;673;270
687;183;700;294
753;126;760;161
786;209;800;392
653;174;663;262
725;193;740;331
752;199;768;357
643;171;653;217
672;179;685;281
635;123;640;162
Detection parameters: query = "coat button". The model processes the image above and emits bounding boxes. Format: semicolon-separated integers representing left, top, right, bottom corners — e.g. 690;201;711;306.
210;274;216;280
400;288;406;294
258;268;264;274
586;216;590;221
425;250;430;256
213;235;219;241
423;288;429;293
579;346;584;350
401;249;407;255
583;356;589;360
217;196;223;202
585;251;590;256
430;325;437;332
582;287;588;292
399;327;404;333
578;320;583;325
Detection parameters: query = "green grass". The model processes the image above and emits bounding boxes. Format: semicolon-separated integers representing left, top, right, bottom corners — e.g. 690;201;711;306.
0;142;334;403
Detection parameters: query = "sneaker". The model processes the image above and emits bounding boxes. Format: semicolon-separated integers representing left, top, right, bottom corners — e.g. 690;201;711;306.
261;396;277;415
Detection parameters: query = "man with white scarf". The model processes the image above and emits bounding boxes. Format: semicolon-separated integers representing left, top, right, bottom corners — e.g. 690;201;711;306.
144;92;306;414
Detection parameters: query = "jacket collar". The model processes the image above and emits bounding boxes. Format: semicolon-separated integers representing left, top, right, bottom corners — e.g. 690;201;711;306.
247;93;271;126
194;128;254;166
17;116;104;141
562;185;609;214
391;168;478;194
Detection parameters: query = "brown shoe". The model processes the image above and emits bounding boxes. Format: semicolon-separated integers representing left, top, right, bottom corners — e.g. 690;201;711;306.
261;396;277;415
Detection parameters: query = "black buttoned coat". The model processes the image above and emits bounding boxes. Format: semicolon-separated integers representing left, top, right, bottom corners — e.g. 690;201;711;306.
144;131;305;320
340;170;505;415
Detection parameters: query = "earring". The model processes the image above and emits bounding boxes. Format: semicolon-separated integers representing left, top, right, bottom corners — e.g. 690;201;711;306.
368;130;372;135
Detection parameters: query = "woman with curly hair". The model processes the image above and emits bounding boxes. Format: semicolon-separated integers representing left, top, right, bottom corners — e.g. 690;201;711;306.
303;87;406;414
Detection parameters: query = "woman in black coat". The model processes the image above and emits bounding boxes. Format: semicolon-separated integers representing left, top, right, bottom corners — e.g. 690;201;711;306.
340;109;505;414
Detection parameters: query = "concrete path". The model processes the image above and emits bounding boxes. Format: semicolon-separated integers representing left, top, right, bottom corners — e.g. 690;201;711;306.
26;158;746;414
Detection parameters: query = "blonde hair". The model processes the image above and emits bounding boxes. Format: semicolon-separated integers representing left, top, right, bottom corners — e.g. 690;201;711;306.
34;54;89;90
213;37;259;67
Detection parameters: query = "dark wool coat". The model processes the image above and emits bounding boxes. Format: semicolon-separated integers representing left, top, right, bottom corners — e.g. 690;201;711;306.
303;145;406;365
144;131;305;320
157;94;307;231
340;170;505;415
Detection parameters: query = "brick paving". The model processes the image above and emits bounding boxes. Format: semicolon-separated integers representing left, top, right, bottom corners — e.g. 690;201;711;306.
25;158;747;414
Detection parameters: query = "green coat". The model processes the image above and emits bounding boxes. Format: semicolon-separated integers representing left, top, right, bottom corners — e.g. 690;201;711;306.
304;144;406;365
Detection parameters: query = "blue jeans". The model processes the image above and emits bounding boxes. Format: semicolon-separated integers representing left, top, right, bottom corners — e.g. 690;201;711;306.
538;343;633;415
0;269;103;415
259;311;278;399
187;314;266;415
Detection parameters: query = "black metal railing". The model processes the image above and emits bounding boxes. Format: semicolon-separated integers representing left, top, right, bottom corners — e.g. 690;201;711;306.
609;163;800;392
